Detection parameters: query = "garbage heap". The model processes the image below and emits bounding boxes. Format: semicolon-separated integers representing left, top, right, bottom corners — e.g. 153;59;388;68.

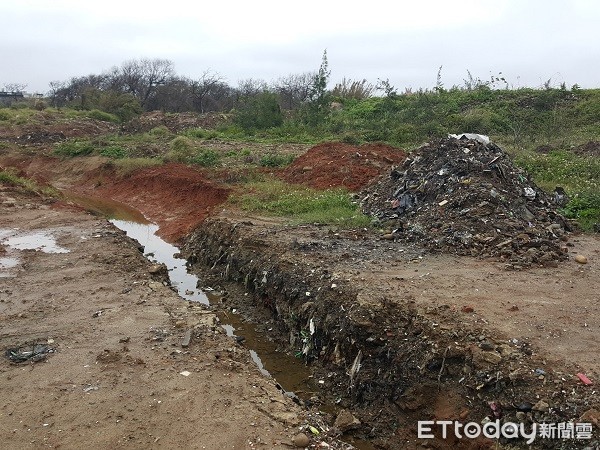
361;137;571;267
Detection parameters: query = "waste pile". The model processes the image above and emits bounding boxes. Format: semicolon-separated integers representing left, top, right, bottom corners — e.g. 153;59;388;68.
361;136;572;267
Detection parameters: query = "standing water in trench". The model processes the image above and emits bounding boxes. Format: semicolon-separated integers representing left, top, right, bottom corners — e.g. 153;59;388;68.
65;193;315;392
67;193;375;450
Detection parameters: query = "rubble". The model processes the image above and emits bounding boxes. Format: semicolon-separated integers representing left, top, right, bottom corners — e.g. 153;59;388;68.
362;137;572;267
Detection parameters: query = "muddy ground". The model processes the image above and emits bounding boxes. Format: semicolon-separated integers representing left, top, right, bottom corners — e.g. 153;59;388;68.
1;112;599;449
0;187;345;450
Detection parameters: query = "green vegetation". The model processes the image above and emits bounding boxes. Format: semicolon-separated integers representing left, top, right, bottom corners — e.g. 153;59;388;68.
85;109;120;123
110;157;163;176
233;92;284;131
515;150;600;230
0;169;58;197
192;149;220;167
231;178;371;227
54;140;95;157
259;152;295;167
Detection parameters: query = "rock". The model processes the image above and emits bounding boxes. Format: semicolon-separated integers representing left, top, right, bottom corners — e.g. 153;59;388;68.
515;411;527;422
479;341;495;351
292;433;310;448
574;254;588;264
382;233;395;240
149;263;165;274
532;400;550;413
333;409;361;432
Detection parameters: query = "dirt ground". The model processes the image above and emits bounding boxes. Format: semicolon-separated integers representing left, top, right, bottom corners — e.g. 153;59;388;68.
0;187;336;450
1;112;599;449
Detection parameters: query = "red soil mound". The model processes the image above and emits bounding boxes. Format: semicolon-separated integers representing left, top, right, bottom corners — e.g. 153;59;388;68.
97;163;229;242
280;142;406;191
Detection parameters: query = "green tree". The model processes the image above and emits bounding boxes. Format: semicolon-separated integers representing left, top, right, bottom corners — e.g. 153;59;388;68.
234;92;283;131
302;50;331;126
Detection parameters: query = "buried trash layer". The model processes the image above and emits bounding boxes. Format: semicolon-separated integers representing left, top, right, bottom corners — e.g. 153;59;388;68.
182;219;598;448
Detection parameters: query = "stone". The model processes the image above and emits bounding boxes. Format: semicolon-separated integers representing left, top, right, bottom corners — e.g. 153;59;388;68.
532;400;549;413
574;254;588;264
149;263;165;274
292;432;310;447
515;411;527;422
333;409;361;432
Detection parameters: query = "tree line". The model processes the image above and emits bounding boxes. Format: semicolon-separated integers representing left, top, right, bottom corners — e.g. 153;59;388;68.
44;53;360;121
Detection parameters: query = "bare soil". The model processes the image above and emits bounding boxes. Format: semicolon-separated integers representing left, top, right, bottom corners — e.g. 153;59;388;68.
1;112;598;449
0;187;323;450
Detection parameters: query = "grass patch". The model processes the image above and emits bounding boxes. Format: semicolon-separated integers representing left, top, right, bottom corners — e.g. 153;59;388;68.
86;109;120;123
99;145;128;159
513;150;600;230
110;157;163;176
54;140;95;157
259;152;295;167
0;169;58;197
191;149;221;167
231;178;371;228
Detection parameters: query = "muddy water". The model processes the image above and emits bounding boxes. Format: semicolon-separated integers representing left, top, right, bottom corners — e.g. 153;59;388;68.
67;192;375;449
66;194;316;390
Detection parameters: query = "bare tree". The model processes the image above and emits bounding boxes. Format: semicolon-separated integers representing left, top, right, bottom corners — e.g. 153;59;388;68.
191;70;229;113
115;58;175;108
3;83;27;93
48;80;67;108
273;72;314;110
237;78;268;98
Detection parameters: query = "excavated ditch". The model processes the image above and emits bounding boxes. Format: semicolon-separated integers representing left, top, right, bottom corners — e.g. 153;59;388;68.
182;219;599;450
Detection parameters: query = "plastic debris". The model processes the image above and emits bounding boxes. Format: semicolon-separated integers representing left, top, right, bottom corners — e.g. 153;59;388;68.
5;343;55;363
577;373;593;385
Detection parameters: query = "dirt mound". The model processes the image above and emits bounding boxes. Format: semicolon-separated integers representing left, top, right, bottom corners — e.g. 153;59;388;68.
0;112;117;146
362;137;572;267
97;163;229;241
280;142;406;191
121;111;228;134
574;140;600;157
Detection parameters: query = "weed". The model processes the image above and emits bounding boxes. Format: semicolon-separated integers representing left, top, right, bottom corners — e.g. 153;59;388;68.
54;140;95;157
86;109;120;123
185;128;218;140
165;136;196;162
259;153;295;168
0;169;58;197
100;146;128;159
111;157;163;176
149;125;171;137
231;178;371;228
192;149;221;167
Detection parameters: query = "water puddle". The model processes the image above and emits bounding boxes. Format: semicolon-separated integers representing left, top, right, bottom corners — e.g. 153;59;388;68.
110;220;208;304
66;191;374;449
0;229;69;254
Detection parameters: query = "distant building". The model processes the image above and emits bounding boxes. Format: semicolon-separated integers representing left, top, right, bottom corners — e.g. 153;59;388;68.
0;91;25;106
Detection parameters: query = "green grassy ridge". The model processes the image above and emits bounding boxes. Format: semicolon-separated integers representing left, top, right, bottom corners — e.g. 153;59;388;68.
229;178;371;228
0;169;58;197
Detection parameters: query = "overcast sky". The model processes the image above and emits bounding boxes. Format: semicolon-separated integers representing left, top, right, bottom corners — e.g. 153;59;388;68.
2;0;599;94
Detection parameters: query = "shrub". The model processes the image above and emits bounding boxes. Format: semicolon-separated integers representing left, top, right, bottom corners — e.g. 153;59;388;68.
54;140;95;157
165;136;196;162
100;146;128;159
259;153;295;167
149;125;171;137
234;92;284;131
86;109;119;123
192;149;221;167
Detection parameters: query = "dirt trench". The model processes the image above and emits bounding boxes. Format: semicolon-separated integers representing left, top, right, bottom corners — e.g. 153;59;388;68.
181;218;599;449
